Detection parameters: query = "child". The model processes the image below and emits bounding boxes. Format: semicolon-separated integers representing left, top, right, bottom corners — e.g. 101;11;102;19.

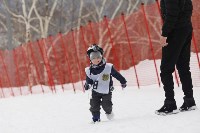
84;44;127;123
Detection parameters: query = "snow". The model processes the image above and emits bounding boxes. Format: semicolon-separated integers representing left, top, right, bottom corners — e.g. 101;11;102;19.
0;54;200;133
0;84;200;133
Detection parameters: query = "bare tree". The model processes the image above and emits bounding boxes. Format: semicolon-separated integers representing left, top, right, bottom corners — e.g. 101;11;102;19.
1;0;160;74
0;0;144;49
1;0;58;44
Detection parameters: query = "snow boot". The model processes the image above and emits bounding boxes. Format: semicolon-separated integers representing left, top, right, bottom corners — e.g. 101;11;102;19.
106;112;114;120
155;100;179;115
179;97;197;112
91;114;101;124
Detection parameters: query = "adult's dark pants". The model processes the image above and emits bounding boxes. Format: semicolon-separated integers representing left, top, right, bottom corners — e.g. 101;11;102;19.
160;24;193;101
90;91;113;117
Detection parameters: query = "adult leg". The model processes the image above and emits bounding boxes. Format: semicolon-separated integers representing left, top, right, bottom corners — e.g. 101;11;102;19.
156;27;188;115
176;26;193;98
160;30;185;101
176;26;196;111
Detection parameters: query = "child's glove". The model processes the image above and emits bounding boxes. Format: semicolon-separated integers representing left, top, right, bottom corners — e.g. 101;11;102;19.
121;84;127;88
84;83;91;90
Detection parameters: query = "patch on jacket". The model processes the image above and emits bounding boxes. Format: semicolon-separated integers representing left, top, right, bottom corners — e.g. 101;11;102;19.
102;74;109;81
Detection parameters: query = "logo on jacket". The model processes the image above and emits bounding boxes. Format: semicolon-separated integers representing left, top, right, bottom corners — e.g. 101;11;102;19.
102;74;109;81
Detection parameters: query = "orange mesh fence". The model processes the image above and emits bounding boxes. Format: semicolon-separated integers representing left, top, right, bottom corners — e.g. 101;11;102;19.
0;1;200;98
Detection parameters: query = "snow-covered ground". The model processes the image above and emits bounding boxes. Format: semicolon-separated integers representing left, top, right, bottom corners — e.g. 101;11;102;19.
0;84;199;133
0;53;199;133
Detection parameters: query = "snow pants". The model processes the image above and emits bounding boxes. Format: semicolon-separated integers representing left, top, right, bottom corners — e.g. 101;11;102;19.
160;23;194;101
90;91;113;117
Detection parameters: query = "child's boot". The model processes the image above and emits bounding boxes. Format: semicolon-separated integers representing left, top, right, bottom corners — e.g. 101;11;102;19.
106;112;114;120
91;114;100;123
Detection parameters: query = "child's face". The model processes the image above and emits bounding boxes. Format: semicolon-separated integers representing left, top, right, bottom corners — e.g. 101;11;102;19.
91;57;102;65
90;51;102;65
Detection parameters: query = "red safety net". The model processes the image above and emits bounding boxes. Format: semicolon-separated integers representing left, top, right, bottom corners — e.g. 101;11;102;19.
0;1;199;98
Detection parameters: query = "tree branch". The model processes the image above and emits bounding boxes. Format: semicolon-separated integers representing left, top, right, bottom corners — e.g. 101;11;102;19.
0;20;7;31
28;0;37;20
3;0;25;21
111;0;123;19
21;0;28;18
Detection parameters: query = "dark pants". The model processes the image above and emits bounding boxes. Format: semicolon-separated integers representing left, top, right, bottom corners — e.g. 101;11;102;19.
90;91;113;117
160;24;193;101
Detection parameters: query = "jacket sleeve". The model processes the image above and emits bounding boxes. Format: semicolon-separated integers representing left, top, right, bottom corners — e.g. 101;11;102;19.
86;75;93;85
111;66;127;84
161;0;180;37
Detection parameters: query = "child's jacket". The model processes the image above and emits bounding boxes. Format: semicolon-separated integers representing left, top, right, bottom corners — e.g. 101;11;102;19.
85;60;126;94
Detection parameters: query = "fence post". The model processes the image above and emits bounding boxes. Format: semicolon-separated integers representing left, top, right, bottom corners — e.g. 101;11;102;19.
104;16;120;70
48;35;65;91
121;13;140;89
36;40;54;93
0;77;5;98
21;46;32;94
141;3;161;87
58;33;76;93
71;30;85;92
88;20;96;44
80;26;90;65
41;38;56;93
192;32;200;69
13;49;22;95
0;50;14;96
28;41;44;93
